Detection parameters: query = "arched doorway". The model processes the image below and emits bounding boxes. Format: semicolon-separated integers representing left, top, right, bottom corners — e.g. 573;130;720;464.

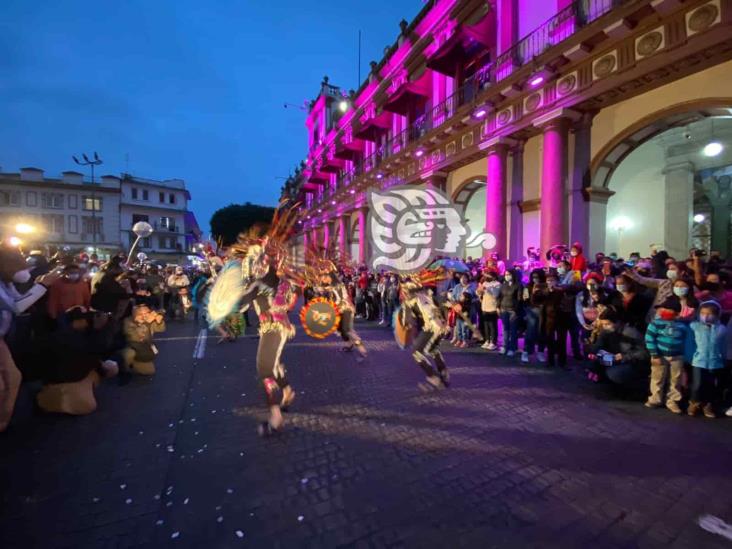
590;100;732;259
452;178;485;259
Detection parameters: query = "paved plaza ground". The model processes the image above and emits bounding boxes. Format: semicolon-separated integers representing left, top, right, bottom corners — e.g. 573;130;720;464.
2;318;732;548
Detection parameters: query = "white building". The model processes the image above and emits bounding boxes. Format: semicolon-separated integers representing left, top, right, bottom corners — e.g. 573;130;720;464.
119;173;198;262
0;167;121;255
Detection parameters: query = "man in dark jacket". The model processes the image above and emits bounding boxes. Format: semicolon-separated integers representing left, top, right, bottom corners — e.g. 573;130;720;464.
586;307;650;386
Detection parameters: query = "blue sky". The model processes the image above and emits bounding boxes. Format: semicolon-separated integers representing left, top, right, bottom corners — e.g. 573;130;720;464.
1;0;422;233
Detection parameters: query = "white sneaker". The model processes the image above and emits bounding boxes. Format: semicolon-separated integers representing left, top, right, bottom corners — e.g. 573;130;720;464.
506;350;515;357
726;407;732;417
487;343;497;351
481;342;491;350
498;347;506;355
521;352;529;363
537;351;547;363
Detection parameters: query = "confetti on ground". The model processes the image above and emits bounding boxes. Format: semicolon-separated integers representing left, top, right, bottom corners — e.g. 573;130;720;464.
138;431;144;435
301;478;308;484
171;531;180;539
125;498;132;505
154;495;161;500
120;484;127;490
184;498;189;505
166;501;173;507
217;516;224;523
92;497;100;503
298;516;304;522
156;520;164;526
235;530;244;538
227;488;234;494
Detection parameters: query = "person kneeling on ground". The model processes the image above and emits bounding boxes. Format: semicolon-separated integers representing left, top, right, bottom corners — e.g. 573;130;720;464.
585;307;649;389
122;304;166;375
36;306;119;415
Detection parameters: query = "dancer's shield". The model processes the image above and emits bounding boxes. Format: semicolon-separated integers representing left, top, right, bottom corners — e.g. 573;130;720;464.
393;306;417;349
300;297;341;339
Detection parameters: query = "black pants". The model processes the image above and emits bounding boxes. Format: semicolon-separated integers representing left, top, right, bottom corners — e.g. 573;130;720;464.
412;330;447;377
256;330;289;407
481;311;498;345
546;320;570;367
690;367;724;404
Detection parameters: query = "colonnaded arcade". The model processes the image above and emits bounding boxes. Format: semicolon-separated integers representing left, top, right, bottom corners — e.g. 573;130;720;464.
280;0;732;262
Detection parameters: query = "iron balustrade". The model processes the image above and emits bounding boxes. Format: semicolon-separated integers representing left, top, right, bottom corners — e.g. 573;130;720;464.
301;0;630;205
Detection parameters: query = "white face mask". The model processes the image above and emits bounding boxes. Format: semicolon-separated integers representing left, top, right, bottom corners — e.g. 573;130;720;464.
666;269;678;280
13;269;31;284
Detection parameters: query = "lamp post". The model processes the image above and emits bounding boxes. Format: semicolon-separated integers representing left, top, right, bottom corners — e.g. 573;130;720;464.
73;152;103;255
128;221;154;266
610;216;632;257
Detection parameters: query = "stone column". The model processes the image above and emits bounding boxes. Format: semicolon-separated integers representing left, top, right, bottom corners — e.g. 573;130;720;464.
357;206;369;265
583;187;615;256
663;161;695;260
569;113;594;252
701;175;732;256
534;108;581;257
482;138;514;259
337;215;348;258
508;141;525;262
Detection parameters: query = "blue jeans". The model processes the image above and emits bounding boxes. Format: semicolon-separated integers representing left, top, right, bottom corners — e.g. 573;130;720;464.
456;319;470;342
524;307;543;354
500;310;519;352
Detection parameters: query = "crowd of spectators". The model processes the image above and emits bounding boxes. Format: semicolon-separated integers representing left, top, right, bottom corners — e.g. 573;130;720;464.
335;243;732;419
0;246;216;428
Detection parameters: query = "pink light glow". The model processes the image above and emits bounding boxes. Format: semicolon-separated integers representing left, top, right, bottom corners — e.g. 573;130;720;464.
530;76;544;87
473;108;487;118
415;149;424;158
349;189;355;194
376;173;383;179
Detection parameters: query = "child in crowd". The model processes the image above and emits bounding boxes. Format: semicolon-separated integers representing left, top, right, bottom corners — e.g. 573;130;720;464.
687;301;727;418
644;297;690;414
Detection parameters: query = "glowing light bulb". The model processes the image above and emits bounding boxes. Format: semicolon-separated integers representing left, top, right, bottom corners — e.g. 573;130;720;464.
703;142;723;157
694;214;705;223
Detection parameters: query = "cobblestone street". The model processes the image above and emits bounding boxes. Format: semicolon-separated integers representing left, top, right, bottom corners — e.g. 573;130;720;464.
2;319;732;548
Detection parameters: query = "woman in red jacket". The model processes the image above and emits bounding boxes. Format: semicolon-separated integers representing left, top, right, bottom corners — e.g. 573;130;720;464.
570;242;587;273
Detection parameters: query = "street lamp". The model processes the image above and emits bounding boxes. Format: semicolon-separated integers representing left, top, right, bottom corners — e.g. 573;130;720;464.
73;152;103;255
15;223;36;235
128;221;154;265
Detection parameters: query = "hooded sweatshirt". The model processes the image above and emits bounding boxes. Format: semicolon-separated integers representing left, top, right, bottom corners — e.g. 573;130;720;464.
688;301;727;370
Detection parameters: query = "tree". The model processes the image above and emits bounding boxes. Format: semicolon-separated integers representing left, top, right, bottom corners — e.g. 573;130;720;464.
210;202;275;246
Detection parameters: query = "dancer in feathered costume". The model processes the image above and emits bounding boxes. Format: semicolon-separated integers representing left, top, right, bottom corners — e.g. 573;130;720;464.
397;269;451;391
207;205;302;436
307;246;368;361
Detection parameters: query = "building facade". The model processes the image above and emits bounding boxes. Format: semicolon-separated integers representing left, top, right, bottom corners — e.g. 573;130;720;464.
119;174;198;262
285;0;732;263
0;168;202;262
0;167;121;255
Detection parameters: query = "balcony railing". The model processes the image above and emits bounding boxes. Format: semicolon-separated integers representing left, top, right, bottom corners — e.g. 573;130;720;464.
302;0;631;207
154;222;179;233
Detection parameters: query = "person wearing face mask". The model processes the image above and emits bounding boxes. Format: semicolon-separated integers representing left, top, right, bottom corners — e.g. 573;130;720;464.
671;278;698;322
0;245;62;432
569;242;587;273
521;269;547;363
686;301;727;418
626;261;681;322
610;274;652;332
556;260;577;286
477;271;501;350
585;308;649;387
533;273;572;370
575;273;607;337
46;264;91;320
497;269;522;357
644;297;690;414
694;270;732;319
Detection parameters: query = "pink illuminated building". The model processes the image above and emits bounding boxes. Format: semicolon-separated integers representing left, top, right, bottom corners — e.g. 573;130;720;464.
283;0;732;263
